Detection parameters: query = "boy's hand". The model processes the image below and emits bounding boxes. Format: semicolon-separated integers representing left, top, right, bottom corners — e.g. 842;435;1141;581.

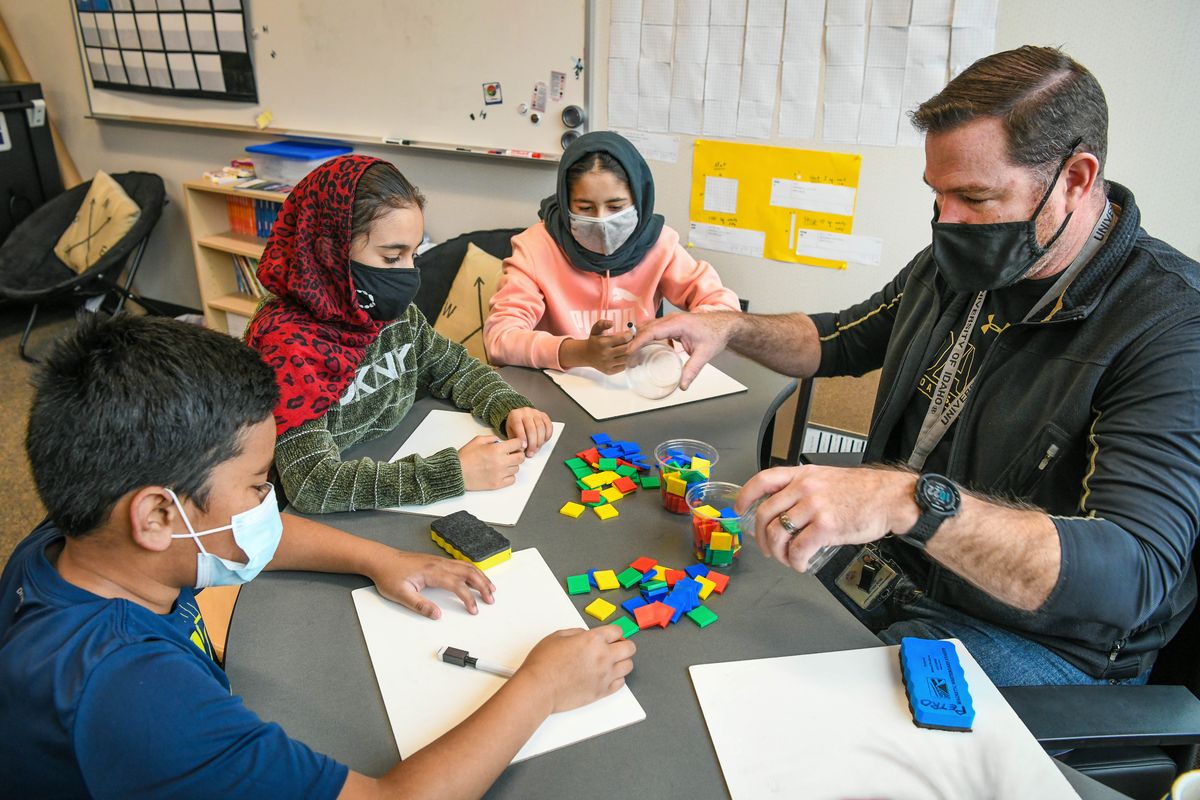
560;319;632;374
504;407;553;457
371;551;496;619
459;435;526;490
517;626;635;713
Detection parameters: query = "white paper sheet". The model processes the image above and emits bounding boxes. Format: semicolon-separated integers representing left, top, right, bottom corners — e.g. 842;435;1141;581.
85;48;108;83
866;25;909;68
704;176;739;213
608;58;640;128
952;0;999;28
690;642;1080;800
213;12;245;52
123;50;149;86
707;25;745;64
384;410;565;526
80;13;100;47
640;23;674;61
824;63;865;103
144;51;171;88
858;104;901;146
735;98;774;139
609;21;642;59
701;99;739;137
825;0;867;26
910;0;952;25
158;12;189;49
689;221;766;257
740;61;779;104
906;24;950;65
669;97;705;134
781;15;823;62
678;0;711;26
823;102;861;142
642;0;676;25
195;53;225;93
616;129;681;163
611;0;643;23
769;178;856;215
780;61;819;101
354;549;645;763
96;12;118;47
673;25;710;63
950;25;997;74
824;24;866;65
103;49;129;83
115;13;139;48
710;0;748;26
863;65;905;106
672;64;706;99
778;99;817;139
185;12;217;51
638;95;671;132
743;25;783;64
638;58;672;97
871;0;913;26
704;61;741;101
543;356;747;421
795;227;883;264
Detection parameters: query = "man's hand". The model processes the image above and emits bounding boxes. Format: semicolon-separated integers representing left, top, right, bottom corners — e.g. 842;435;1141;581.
516;626;636;713
370;551;497;619
459;435;526;490
735;465;918;573
559;320;632;374
628;311;739;390
504;407;553;457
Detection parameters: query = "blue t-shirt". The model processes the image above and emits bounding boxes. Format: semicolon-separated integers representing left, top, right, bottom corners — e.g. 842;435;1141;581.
0;520;349;798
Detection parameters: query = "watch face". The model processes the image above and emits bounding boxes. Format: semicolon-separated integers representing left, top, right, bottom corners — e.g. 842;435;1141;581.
919;476;959;514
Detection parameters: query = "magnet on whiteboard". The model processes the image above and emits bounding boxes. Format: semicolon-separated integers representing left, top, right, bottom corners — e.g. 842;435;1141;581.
529;112;541;125
517;103;529;115
561;130;580;150
561;104;585;128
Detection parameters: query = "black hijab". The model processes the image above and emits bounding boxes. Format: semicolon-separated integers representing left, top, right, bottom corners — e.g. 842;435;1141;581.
538;131;665;276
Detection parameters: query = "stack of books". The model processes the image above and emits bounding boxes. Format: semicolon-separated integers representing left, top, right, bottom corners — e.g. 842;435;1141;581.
231;254;267;299
226;196;282;239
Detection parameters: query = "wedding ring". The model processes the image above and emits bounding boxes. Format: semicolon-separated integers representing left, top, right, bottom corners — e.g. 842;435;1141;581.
778;513;800;537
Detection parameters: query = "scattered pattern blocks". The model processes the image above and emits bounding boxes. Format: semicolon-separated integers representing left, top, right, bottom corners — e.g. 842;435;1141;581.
568;553;732;637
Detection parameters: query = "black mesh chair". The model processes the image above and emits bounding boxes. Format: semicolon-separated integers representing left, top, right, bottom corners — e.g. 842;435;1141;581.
0;171;167;360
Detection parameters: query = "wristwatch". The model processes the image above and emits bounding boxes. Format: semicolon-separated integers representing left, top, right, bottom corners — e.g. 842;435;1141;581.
903;473;961;550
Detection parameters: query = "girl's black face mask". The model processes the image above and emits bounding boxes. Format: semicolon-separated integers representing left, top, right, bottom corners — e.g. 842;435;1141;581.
931;137;1082;293
349;260;421;321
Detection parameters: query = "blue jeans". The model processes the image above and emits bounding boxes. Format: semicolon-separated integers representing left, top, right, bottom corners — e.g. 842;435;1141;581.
877;594;1150;687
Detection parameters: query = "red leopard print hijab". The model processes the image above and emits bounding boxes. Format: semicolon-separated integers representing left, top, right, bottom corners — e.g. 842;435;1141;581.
245;154;386;436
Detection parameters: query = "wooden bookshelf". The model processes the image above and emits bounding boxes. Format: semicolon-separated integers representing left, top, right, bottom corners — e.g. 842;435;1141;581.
183;180;287;337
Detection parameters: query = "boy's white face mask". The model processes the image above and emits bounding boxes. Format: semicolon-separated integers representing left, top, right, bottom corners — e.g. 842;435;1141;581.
567;205;638;255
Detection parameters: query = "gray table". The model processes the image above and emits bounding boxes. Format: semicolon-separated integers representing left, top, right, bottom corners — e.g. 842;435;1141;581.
226;353;1126;800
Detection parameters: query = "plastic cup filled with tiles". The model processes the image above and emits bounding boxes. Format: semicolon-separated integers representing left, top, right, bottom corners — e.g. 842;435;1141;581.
685;481;744;567
737;497;840;573
625;341;683;399
654;438;719;515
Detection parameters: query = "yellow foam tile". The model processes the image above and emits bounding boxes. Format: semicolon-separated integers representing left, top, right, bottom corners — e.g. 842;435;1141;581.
690;456;711;478
585;597;616;621
652;565;668;581
594;504;619;520
594;569;619;590
693;504;720;519
559;501;585;518
581;473;608;489
710;531;733;551
665;474;688;497
696;575;717;600
600;487;624;503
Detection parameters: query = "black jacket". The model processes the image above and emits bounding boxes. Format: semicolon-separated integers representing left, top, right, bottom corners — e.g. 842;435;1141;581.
811;183;1200;679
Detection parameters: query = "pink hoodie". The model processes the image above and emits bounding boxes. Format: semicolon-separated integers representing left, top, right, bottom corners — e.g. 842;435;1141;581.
485;222;740;369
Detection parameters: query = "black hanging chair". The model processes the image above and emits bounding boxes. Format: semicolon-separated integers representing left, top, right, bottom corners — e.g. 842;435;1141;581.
0;171;169;360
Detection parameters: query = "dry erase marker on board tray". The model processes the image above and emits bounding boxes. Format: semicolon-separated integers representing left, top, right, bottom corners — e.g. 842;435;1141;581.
506;149;544;159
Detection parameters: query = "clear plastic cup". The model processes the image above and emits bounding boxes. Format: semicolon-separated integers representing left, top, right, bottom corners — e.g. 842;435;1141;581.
685;481;744;566
737;497;839;573
654;438;719;514
626;341;683;399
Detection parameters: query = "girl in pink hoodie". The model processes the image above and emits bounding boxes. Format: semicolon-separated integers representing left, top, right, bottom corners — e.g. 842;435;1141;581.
485;131;740;373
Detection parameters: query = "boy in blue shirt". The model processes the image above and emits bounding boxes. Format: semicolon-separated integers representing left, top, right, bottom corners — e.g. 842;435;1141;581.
0;314;634;798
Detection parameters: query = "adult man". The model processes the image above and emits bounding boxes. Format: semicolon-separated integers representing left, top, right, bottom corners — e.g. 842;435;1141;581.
0;314;634;798
634;46;1200;686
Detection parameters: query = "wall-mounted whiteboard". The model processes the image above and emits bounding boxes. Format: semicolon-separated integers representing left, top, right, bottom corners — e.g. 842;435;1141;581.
71;0;592;158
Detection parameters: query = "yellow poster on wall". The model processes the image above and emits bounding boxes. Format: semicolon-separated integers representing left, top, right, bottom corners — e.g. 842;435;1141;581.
688;140;866;270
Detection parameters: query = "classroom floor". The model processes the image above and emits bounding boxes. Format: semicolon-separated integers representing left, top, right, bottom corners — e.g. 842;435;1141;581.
0;304;75;571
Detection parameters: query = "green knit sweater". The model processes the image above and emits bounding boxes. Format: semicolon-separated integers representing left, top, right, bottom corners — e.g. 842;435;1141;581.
274;305;532;513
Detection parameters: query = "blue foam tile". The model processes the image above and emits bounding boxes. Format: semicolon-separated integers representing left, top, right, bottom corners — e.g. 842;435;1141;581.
622;596;648;615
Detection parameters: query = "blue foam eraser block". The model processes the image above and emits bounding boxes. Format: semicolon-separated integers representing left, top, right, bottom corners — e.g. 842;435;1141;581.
899;637;975;732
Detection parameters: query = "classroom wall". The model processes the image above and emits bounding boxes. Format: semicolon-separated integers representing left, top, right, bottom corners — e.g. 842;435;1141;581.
3;0;1198;314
